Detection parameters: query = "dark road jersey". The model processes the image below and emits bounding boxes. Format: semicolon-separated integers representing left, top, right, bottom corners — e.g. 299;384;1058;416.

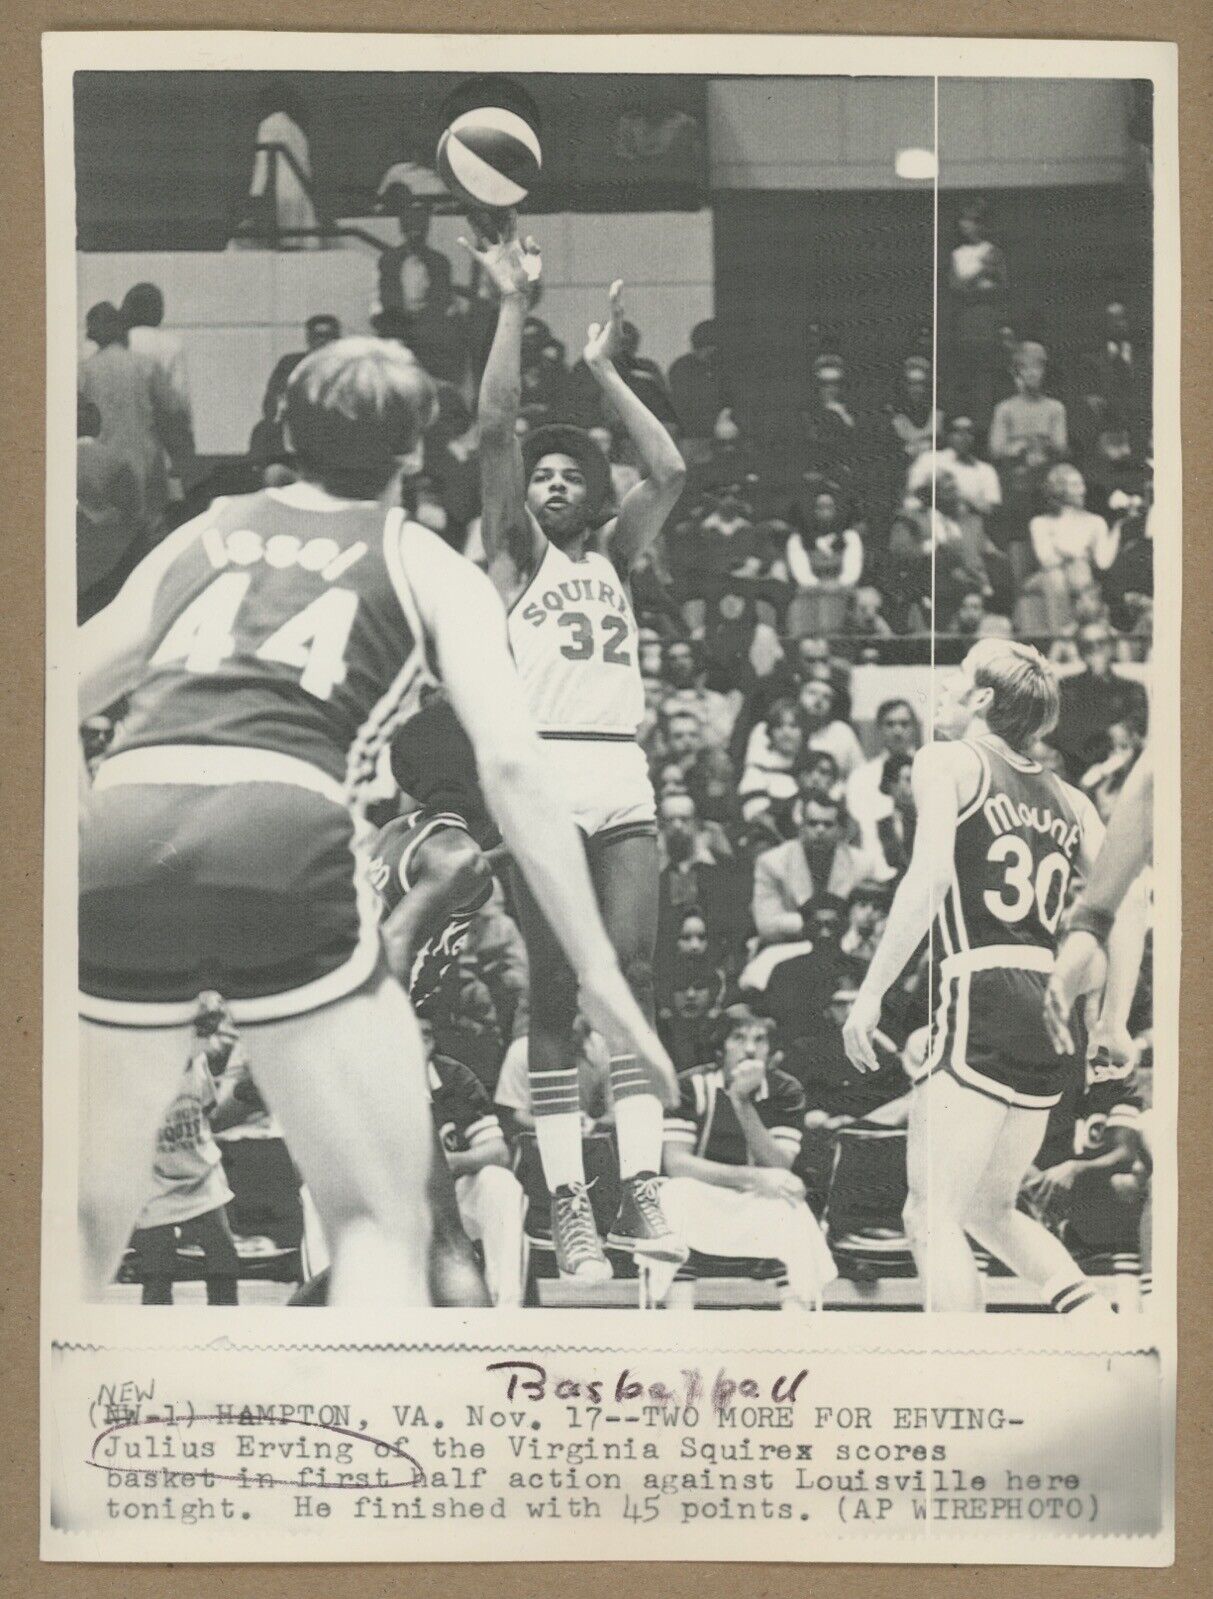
368;809;495;1016
109;488;436;794
941;737;1087;960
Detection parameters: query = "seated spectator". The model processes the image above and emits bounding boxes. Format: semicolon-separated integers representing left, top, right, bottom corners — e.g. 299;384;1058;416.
883;355;942;469
794;353;859;482
693;488;761;578
907;415;1008;606
657;789;732;872
751;794;881;946
656;790;742;955
988;340;1068;501
1078;299;1149;445
738;696;804;832
1080;717;1146;823
844;696;922;851
698;584;785;695
647;705;734;821
947;590;1014;639
426;1024;526;1307
748;518;793;585
1050;621;1149;783
1046;583;1114;666
837;881;892;979
261;314;341;432
683;742;740;830
668;319;726;456
796;678;864;780
796;749;845;810
872;753;917;880
799;980;909;1126
883;481;985;633
742;896;847;1044
695;409;760;502
1019;464;1113;636
660;638;738;749
785;479;864;590
1095;491;1153;636
652;705;705;778
908;409;1000;503
661;1005;837;1309
657;949;725;1072
729;638;836;779
840;585;894;651
1069;386;1140;515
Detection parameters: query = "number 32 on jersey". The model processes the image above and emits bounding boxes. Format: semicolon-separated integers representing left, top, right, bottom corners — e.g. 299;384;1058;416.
151;571;358;702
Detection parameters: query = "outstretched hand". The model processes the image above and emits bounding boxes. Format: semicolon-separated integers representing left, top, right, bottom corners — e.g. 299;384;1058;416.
584;279;626;367
1043;929;1106;1056
458;208;541;299
842;990;883;1074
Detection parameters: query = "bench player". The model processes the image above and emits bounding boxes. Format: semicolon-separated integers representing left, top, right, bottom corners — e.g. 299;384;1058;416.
842;640;1113;1314
465;213;688;1281
78;334;672;1308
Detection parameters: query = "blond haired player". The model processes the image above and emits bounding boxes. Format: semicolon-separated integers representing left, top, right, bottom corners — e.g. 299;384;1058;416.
78;336;672;1308
465;213;688;1282
843;640;1113;1314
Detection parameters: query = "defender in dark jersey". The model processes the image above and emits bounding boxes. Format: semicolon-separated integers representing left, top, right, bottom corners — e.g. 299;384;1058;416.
78;336;673;1307
843;640;1110;1314
370;689;500;1018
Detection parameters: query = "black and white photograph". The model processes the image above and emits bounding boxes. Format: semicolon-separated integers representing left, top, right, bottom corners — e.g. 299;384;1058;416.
41;31;1178;1562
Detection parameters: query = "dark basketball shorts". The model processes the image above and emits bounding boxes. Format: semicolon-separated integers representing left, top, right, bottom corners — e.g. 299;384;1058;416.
917;947;1071;1110
79;746;381;1027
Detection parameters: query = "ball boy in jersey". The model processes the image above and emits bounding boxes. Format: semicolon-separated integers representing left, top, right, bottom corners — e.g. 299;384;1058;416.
78;335;672;1308
843;640;1112;1314
464;212;688;1281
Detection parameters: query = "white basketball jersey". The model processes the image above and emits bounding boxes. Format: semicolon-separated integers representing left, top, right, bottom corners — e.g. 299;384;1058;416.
507;541;644;738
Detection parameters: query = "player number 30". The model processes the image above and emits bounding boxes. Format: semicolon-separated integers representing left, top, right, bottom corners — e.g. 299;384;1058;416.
983;835;1071;933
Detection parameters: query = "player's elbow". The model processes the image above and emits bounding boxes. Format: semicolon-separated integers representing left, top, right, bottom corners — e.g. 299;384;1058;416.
653;454;687;493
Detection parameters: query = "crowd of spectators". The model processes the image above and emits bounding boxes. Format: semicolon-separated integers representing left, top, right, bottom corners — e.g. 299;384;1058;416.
80;194;1155;1301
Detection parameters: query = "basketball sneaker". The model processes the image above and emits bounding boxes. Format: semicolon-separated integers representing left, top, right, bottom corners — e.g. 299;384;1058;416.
551;1182;613;1283
608;1172;688;1266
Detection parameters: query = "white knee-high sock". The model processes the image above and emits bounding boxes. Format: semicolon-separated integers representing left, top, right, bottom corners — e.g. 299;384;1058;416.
612;1081;663;1180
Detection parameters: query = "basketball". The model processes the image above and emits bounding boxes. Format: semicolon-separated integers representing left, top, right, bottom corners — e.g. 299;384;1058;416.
436;107;542;211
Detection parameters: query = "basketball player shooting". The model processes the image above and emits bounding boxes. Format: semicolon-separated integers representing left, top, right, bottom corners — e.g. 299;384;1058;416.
463;210;688;1283
77;334;671;1309
842;640;1115;1315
